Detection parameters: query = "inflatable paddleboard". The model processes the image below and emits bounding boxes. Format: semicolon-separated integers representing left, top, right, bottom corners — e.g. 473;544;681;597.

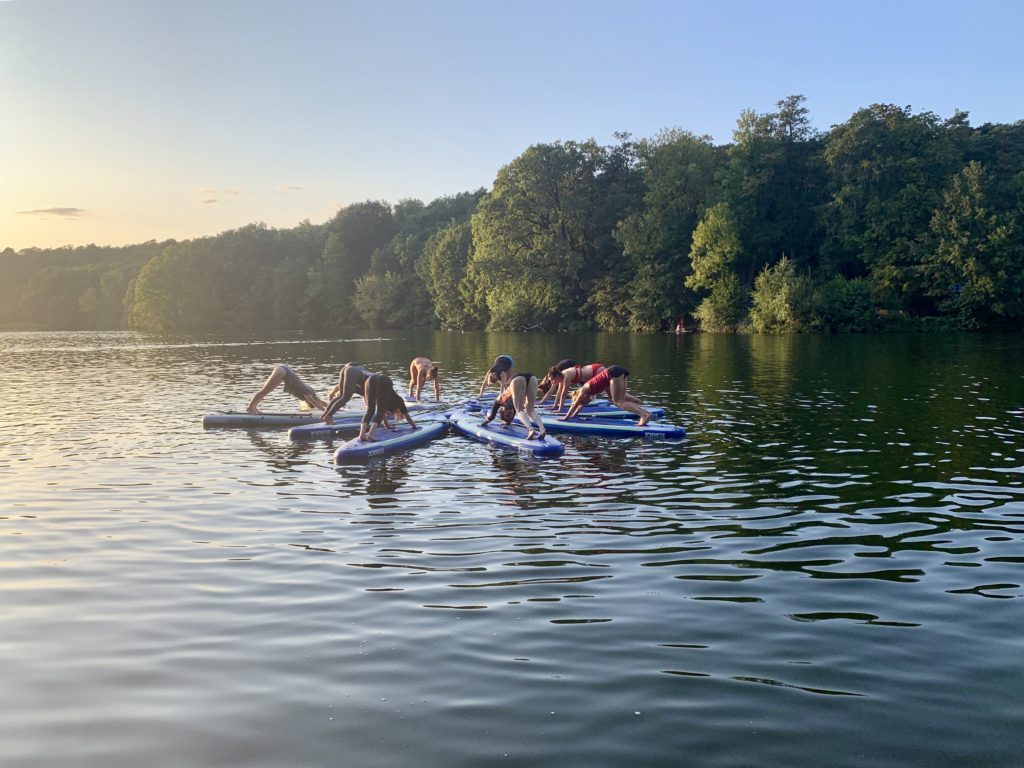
448;408;564;457
539;413;685;439
203;410;325;428
332;418;449;463
288;413;368;441
464;396;665;420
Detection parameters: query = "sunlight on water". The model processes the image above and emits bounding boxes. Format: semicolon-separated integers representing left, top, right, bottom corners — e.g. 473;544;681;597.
0;330;1022;767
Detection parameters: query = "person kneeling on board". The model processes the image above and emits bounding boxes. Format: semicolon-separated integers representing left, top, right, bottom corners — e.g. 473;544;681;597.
482;372;546;440
246;364;338;414
559;365;651;425
408;356;441;401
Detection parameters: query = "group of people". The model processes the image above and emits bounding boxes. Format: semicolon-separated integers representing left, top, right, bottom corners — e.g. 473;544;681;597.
478;355;653;438
246;352;651;443
246;357;440;442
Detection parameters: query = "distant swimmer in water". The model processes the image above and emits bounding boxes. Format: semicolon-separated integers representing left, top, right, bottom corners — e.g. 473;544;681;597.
478;354;514;396
482;372;546;440
408;356;441;401
539;361;604;411
246;364;336;413
560;365;651;425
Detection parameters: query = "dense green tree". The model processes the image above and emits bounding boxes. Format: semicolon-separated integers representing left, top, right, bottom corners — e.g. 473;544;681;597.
922;161;1024;327
615;129;719;330
720;95;827;285
749;256;809;332
687;203;747;330
470;138;642;331
821;104;961;310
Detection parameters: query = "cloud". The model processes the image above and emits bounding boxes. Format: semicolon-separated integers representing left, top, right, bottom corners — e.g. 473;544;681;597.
17;207;86;218
279;185;304;193
200;198;218;204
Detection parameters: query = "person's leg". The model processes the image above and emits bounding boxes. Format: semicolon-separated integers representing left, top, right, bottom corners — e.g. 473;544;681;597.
524;376;544;438
360;376;380;441
247;365;288;413
408;362;417;397
609;376;651;425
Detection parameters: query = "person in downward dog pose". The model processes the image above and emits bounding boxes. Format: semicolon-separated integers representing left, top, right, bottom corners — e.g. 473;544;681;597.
408;356;441;401
539;362;605;411
320;362;373;420
559;365;651;425
246;364;336;413
357;373;417;442
482;372;546;440
478;354;514;396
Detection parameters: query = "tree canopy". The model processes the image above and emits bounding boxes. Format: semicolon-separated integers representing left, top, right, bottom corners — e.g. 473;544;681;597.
5;96;1024;333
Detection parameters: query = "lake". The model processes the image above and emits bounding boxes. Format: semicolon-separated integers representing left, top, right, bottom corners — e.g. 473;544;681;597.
1;329;1022;767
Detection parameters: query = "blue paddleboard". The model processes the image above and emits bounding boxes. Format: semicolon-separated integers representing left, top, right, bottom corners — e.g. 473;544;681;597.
539;413;685;439
288;413;367;441
448;408;564;457
332;419;449;463
464;396;665;420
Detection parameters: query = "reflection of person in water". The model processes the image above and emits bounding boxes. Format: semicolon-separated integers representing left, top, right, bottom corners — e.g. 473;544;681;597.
246;364;337;413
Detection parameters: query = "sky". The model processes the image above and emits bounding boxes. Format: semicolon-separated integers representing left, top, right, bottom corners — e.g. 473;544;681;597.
2;0;1022;251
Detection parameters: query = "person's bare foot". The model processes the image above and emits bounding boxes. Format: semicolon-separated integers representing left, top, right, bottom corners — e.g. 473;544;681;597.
246;406;261;414
638;414;651;427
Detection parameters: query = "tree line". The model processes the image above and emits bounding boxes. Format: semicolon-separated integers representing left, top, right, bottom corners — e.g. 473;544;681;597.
4;96;1023;333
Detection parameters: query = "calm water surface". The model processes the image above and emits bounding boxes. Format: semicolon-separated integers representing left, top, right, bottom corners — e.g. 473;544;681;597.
1;330;1022;767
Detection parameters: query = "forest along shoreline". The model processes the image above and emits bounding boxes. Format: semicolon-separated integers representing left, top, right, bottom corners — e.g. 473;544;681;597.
4;96;1022;336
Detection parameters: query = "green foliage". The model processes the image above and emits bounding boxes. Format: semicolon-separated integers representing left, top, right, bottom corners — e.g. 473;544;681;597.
694;273;746;332
469;138;643;331
749;256;810;332
921;161;1024;328
6;100;1024;335
686;203;743;291
821;104;961;310
809;276;877;332
616;129;719;329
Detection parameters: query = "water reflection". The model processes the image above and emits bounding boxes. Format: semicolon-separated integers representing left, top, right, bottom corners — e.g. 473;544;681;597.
2;330;1023;768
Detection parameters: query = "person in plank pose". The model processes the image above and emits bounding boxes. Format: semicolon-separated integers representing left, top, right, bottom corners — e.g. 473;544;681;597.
408;356;441;401
246;364;337;414
559;365;651;425
478;354;514;396
539;362;605;411
482;372;546;440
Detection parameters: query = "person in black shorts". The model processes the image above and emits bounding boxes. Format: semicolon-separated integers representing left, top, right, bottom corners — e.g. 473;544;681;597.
482;372;546;440
358;373;417;441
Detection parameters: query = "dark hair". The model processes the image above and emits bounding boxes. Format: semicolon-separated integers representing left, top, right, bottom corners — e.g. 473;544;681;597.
546;365;564;379
537;377;553;397
500;400;516;424
429;365;439;376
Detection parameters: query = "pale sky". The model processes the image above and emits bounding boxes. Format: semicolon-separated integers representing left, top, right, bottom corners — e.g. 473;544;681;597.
2;0;1022;250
